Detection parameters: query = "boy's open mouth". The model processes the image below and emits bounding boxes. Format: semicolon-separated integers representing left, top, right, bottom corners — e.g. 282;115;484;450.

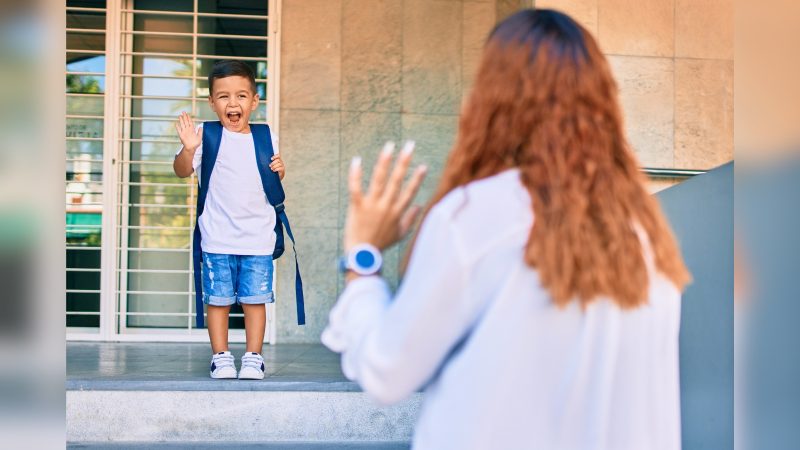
226;111;242;125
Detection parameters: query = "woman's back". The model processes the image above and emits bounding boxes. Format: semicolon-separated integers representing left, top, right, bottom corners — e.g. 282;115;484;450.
412;169;682;450
324;9;689;450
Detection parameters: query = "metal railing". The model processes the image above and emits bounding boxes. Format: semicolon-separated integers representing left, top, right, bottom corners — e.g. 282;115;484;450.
643;167;708;179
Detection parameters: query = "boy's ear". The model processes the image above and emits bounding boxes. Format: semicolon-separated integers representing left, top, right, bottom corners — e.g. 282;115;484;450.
252;93;260;108
207;95;214;108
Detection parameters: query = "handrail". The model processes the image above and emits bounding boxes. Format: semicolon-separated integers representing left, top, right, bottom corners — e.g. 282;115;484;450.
642;168;707;178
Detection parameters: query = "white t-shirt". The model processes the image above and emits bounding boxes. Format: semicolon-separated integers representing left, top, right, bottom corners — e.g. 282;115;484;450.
177;123;280;255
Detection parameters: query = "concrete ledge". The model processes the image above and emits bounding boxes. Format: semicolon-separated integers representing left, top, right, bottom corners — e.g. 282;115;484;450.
67;379;362;392
69;442;410;449
67;390;422;443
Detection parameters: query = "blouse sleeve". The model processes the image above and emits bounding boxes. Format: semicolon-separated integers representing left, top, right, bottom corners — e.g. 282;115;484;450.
321;205;477;405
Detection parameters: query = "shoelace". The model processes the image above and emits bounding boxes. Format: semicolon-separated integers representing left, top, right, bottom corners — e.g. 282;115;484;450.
241;353;263;371
212;353;235;370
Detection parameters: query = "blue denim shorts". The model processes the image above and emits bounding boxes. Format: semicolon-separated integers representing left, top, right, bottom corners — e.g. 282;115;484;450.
201;252;274;306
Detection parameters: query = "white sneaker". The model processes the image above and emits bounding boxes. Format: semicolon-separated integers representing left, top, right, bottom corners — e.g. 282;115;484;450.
238;352;265;380
210;351;237;379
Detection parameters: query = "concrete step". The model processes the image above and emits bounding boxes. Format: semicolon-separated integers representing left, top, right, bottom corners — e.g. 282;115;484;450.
68;442;410;449
67;343;421;445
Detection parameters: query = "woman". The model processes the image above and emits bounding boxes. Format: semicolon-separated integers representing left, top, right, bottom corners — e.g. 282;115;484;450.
322;9;691;450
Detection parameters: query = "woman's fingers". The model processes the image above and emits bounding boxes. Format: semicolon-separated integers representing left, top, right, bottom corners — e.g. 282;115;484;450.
396;164;427;213
348;156;364;205
399;205;422;237
366;142;395;198
381;141;415;204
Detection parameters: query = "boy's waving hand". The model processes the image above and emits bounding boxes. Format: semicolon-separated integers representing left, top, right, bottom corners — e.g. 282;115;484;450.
173;112;202;178
176;112;201;152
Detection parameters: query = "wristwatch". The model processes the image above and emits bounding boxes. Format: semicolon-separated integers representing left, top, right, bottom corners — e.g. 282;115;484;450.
339;243;383;276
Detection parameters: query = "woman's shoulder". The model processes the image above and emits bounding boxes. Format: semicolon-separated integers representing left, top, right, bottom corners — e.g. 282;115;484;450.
429;169;532;258
435;168;529;218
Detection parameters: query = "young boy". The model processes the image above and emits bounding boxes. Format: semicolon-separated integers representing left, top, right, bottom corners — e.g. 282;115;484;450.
173;60;285;380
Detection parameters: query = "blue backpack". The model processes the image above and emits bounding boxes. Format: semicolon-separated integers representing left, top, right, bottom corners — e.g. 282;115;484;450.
192;121;305;328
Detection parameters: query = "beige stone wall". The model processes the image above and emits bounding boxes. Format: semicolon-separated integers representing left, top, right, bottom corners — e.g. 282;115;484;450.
276;0;503;342
538;0;734;190
275;0;732;342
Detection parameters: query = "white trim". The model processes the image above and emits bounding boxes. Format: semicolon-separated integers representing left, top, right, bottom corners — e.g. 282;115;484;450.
98;0;121;340
118;138;180;143
117;248;190;253
118;225;192;230
67;27;105;34
66;49;106;55
120;8;269;21
118;73;268;82
118;312;246;318
117;0;134;337
122;181;190;187
120;268;191;273
118;226;193;231
121;30;268;41
67;7;106;13
188;0;199;332
267;0;281;345
119;51;267;61
67;71;107;76
67;331;249;343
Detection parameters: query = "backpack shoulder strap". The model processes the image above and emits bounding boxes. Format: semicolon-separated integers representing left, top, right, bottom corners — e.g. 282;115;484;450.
193;121;223;329
197;121;223;213
251;124;285;207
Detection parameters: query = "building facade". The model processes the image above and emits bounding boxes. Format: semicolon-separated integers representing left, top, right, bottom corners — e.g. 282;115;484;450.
66;0;733;343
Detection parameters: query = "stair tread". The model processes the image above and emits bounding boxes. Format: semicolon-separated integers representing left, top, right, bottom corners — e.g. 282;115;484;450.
68;342;358;392
68;442;410;449
67;377;360;392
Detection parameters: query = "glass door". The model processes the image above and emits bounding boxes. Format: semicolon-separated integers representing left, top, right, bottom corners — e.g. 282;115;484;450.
116;0;274;339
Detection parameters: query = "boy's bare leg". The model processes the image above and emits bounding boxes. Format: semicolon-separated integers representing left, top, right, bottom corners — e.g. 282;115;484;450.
207;305;231;353
242;303;266;353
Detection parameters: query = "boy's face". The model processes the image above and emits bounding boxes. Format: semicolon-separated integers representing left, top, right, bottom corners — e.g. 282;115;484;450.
208;75;259;133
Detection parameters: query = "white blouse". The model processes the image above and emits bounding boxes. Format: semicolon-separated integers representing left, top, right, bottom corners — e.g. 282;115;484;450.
322;169;683;450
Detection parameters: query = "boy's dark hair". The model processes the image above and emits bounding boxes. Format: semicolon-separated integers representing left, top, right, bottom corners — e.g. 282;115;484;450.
208;60;256;94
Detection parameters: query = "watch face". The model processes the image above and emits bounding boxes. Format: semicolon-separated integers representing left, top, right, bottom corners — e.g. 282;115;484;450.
355;249;376;269
349;244;381;275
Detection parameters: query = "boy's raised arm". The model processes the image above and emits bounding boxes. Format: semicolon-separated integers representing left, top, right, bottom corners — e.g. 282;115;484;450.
174;112;201;178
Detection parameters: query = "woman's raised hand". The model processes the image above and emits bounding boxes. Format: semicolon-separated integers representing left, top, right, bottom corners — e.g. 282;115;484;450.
344;141;428;253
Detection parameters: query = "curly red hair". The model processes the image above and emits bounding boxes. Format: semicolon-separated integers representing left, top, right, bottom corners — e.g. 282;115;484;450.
409;9;690;308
